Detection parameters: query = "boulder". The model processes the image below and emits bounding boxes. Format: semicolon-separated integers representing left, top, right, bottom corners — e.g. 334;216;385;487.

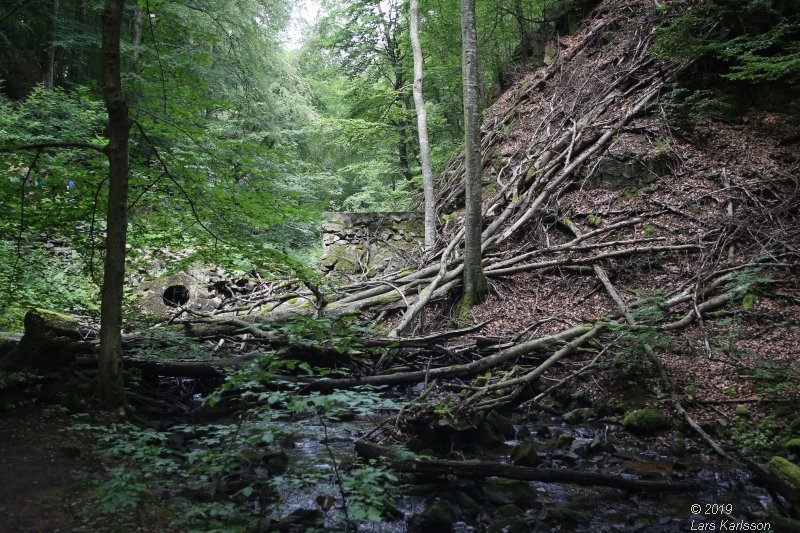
487;410;516;439
487;516;530;533
562;408;593;424
766;456;800;506
409;501;455;532
510;443;540;467
483;479;538;506
622;407;670;434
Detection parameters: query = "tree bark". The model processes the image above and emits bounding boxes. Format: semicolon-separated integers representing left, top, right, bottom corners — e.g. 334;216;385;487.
98;0;130;409
460;0;488;308
410;0;436;251
43;0;60;89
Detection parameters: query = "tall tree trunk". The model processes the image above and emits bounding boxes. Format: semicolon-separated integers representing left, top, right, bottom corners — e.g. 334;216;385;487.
98;0;130;409
410;0;436;251
73;0;88;83
394;74;414;181
514;0;531;62
43;0;60;89
460;0;488;310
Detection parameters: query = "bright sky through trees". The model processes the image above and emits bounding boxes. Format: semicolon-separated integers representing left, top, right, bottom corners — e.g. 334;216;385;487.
284;0;321;49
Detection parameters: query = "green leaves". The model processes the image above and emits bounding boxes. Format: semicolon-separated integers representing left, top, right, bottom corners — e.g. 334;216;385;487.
653;0;800;85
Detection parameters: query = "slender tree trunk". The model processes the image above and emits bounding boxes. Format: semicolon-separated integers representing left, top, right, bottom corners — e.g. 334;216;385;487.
98;0;130;409
410;0;436;251
460;0;488;310
514;0;531;61
73;0;88;83
395;80;414;181
43;0;60;89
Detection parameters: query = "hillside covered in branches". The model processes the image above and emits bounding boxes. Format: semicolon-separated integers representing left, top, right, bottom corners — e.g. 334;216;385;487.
1;0;799;531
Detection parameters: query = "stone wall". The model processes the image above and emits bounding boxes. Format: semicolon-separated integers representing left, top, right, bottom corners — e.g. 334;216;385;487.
322;212;423;276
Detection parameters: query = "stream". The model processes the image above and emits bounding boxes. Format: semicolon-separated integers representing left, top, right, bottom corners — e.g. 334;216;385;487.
147;380;779;532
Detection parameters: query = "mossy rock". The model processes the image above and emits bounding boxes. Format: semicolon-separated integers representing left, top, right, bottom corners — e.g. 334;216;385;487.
556;434;575;448
766;456;800;505
59;442;82;458
622;407;669;434
790;417;800;435
409;501;455;532
592;398;618;417
735;405;750;417
483;479;538;506
510;443;539;467
487;410;516;439
784;438;800;455
262;451;289;475
272;508;324;532
562;408;593;424
487;516;530;533
497;504;521;517
441;491;481;519
473;422;505;449
773;405;795;418
542;507;590;524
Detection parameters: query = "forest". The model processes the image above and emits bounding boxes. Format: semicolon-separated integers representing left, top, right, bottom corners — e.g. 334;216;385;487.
0;0;799;531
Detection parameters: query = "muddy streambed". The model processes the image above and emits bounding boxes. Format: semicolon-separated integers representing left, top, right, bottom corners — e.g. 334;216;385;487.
150;385;778;533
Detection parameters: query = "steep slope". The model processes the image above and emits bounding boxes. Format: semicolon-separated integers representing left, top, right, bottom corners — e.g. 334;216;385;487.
448;0;800;411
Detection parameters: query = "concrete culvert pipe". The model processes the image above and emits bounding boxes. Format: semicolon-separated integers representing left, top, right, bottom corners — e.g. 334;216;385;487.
163;284;190;307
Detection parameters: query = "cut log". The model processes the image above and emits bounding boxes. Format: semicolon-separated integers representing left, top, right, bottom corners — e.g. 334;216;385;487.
0;309;93;373
355;441;702;493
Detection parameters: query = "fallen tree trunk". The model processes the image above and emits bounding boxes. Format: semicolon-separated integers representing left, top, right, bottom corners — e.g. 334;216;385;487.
355;441;702;493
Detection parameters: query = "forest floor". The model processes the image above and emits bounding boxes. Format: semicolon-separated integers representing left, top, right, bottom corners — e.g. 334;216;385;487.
0;407;96;532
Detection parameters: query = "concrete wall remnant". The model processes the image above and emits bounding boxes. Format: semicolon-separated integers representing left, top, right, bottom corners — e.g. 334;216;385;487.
321;212;423;276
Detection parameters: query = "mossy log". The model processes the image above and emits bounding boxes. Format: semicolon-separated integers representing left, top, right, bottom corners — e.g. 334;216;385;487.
0;309;93;373
355;441;702;493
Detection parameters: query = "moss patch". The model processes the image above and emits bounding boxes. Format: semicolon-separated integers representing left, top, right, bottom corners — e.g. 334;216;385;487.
622;407;669;434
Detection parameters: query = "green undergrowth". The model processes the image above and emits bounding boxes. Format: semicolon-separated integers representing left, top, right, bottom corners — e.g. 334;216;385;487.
67;348;401;530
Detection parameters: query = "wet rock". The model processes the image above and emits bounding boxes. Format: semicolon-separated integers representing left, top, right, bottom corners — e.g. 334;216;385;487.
510;443;539;467
262;451;289;475
767;456;800;504
409;501;455;532
555;433;575;448
271;508;324;532
670;434;687;456
542;507;590;525
784;438;800;454
560;451;580;465
442;491;481;519
536;425;552;438
487;516;530;532
622;407;669;434
516;425;532;439
487;411;517;439
592;398;618;417
474;422;505;449
569;438;592;457
562;408;593;424
497;504;521;517
483;479;538;506
613;449;636;460
589;434;615;454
